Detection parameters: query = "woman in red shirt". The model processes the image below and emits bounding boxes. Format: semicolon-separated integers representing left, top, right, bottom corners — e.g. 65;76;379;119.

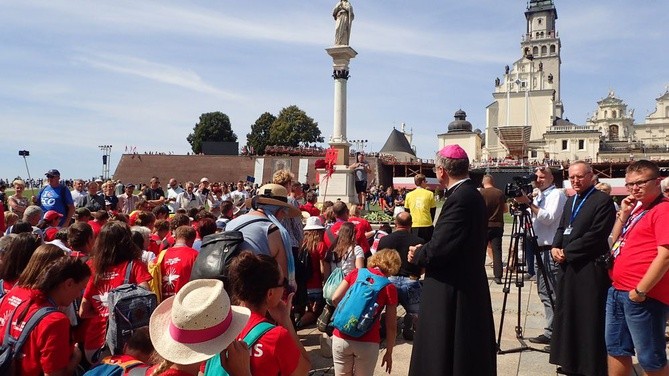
204;252;311;375
331;249;400;376
79;221;152;363
0;248;91;376
295;217;328;328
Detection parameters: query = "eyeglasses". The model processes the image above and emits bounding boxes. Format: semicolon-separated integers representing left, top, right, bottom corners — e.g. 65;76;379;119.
273;278;288;289
568;173;591;181
624;177;657;190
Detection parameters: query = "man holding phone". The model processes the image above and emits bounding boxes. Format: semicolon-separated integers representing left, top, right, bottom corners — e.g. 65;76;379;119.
606;160;669;376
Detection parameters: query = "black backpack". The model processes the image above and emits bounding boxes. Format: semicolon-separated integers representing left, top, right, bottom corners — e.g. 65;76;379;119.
0;306;58;375
190;218;271;292
294;246;313;285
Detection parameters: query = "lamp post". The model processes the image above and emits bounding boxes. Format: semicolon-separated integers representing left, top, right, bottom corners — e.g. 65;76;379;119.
98;145;112;180
350;139;368;153
18;150;32;184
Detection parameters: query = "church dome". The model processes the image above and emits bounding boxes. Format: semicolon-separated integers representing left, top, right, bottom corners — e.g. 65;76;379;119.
448;109;473;133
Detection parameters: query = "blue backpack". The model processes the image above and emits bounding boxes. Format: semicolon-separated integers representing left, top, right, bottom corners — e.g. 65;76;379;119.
202;321;275;376
83;356;149;376
332;268;390;338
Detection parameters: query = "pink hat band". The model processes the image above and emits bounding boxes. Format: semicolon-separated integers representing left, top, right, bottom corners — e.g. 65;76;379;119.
438;144;468;159
168;307;232;344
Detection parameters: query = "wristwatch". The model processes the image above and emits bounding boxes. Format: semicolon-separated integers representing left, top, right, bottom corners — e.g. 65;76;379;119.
634;288;647;298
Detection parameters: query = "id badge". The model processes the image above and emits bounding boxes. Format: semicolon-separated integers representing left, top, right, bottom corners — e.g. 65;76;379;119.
563;226;573;235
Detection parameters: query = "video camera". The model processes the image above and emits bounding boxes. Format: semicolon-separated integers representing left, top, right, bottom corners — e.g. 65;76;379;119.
504;173;536;198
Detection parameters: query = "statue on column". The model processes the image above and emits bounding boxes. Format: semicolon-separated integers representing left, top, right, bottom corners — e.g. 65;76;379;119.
333;0;354;46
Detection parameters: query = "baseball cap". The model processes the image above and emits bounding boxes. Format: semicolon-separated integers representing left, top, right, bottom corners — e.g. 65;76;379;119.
200;177;210;183
45;169;61;177
44;210;63;222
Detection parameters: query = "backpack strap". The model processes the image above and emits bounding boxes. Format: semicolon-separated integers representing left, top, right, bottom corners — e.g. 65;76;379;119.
231;217;272;232
123;260;134;285
241;321;275;347
0;280;5;297
4;306;58;355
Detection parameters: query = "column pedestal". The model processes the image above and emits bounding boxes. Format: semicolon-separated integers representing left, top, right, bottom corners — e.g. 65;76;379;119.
317;166;358;205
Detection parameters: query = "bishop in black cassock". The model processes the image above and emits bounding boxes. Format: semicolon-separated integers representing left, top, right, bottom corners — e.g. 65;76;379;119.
408;145;497;376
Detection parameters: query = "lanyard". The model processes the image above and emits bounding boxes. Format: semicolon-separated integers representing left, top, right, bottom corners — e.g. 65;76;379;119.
569;186;595;225
612;194;665;258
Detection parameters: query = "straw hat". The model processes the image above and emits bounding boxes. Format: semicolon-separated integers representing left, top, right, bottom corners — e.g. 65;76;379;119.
149;279;250;365
303;216;325;231
245;183;301;217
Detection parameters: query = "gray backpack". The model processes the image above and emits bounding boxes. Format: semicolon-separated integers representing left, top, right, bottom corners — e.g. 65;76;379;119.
105;261;157;355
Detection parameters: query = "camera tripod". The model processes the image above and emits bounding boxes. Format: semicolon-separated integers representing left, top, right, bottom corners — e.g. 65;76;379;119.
496;203;556;354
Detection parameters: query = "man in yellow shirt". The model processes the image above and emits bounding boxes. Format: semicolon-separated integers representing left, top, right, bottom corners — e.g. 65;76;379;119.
405;174;436;241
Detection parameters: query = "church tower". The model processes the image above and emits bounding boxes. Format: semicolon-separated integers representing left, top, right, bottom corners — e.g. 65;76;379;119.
484;0;563;160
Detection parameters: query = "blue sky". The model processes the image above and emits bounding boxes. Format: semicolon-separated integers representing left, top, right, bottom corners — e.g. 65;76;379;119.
1;0;667;181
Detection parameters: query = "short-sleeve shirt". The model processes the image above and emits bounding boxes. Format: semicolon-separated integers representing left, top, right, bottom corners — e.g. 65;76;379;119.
404;187;437;227
82;260;151;350
480;187;506;226
611;200;669;304
83;260;152;317
0;288;71;376
306;241;328;289
143;187;165;201
39;184;73;226
238;312;301;375
324;220;370;255
354;162;370;182
160;245;199;299
333;268;398;343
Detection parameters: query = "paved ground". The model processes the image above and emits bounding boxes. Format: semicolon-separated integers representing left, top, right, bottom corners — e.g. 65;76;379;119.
298;221;647;375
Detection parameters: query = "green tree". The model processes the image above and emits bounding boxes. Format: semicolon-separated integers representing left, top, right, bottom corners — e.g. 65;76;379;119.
246;112;276;155
187;112;238;154
268;105;324;147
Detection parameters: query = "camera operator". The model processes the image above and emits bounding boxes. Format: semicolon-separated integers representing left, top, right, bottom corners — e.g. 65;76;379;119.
514;166;566;349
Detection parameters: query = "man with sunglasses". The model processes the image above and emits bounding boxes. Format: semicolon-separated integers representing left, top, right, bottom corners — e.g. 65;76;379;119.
605;160;669;376
549;161;616;376
514;166;567;349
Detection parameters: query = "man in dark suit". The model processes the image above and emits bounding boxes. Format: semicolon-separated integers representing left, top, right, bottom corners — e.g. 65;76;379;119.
408;145;497;376
378;211;424;340
549;160;615;376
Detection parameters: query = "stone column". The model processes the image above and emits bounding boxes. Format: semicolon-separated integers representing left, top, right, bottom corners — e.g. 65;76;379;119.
326;46;357;166
317;45;358;205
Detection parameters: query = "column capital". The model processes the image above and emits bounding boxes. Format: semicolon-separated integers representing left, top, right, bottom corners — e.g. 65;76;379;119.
333;69;350;80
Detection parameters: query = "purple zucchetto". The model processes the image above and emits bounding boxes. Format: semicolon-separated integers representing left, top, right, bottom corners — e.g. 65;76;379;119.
438;144;468;159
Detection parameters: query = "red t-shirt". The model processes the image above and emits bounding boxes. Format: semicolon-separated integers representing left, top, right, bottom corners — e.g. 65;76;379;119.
148;233;161;256
160;245;199;299
0;288;72;376
2;279;16;293
324;220;370;254
236;312;300;375
82;259;152;350
43;226;59;242
88;220;103;237
306;241;328;290
611;200;669;304
333;268;398;343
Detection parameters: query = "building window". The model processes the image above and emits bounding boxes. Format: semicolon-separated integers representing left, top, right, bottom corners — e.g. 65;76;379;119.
609;125;619;141
612;110;617;118
562;140;568;150
541;45;547;55
550;45;556;54
533;46;539;55
578;140;585;150
531;150;538;158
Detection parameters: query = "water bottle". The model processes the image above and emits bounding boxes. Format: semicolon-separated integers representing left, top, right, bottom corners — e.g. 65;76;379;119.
357;303;379;331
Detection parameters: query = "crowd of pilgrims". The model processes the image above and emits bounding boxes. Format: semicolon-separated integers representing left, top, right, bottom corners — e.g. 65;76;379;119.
0;169;404;376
